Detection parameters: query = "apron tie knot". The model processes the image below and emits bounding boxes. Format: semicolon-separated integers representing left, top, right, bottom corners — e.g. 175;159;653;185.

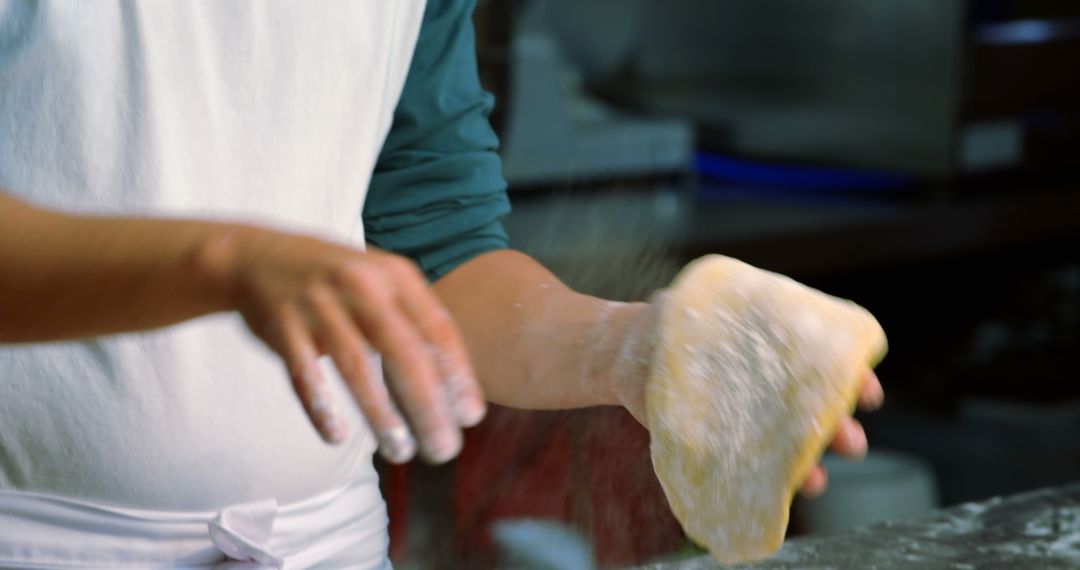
208;498;284;568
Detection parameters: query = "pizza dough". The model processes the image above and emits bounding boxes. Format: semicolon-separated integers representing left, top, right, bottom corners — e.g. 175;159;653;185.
645;255;887;564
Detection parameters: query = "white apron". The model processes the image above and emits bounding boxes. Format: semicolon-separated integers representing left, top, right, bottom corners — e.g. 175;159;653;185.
0;462;388;569
0;1;427;566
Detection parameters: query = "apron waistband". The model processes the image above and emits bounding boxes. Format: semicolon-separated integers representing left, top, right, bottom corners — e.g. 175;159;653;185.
0;473;389;569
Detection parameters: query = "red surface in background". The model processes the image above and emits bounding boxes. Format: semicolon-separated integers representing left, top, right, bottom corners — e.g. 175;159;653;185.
384;461;410;562
450;406;685;567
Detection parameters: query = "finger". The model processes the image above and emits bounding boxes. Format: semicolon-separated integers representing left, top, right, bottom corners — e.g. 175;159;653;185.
307;287;416;463
344;270;461;464
800;465;828;499
377;319;462;464
390;258;486;428
857;370;884;411
271;304;349;444
829;417;868;459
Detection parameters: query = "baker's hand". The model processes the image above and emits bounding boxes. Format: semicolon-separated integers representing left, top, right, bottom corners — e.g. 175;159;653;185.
799;371;883;498
606;299;885;498
201;227;485;464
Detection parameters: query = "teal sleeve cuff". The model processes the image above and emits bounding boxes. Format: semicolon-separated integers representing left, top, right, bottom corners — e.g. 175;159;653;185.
363;0;511;282
416;219;509;281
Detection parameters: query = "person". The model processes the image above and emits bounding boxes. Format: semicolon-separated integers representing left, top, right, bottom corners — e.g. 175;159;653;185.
0;1;884;567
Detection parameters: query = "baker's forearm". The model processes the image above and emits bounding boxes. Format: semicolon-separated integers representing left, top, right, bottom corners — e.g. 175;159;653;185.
0;190;236;342
433;249;650;411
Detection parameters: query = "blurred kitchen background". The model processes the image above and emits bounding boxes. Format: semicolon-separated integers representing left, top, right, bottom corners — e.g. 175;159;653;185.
386;0;1080;567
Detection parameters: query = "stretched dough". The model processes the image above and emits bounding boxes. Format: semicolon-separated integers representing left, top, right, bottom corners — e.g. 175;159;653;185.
646;255;887;564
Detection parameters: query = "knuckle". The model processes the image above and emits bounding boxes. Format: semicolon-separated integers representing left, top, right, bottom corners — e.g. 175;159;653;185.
426;312;459;343
335;350;368;380
297;288;326;314
258;308;300;347
286;361;306;383
286;360;313;388
253;316;284;346
415;408;454;438
383;255;421;280
364;316;406;348
383;355;435;394
365;402;399;429
328;262;364;290
345;266;385;298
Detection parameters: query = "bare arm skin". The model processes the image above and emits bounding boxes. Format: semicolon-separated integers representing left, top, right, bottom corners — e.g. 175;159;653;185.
431;249;642;411
0;190;235;341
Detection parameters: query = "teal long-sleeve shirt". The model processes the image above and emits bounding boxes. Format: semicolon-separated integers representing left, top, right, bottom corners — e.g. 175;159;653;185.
363;0;512;281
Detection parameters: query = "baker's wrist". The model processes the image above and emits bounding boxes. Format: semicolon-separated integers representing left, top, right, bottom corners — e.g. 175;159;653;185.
597;300;659;425
186;223;258;314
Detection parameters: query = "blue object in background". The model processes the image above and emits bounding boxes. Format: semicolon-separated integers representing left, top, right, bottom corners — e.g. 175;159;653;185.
694;152;912;193
492;519;596;570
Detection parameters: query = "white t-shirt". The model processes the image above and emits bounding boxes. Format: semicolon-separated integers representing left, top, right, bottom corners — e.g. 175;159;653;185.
0;1;425;512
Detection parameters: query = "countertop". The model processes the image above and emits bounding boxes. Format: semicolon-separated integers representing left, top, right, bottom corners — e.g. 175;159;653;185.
634;482;1080;569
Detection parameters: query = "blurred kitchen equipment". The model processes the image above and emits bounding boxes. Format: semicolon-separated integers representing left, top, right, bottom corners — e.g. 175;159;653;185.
796;449;939;533
602;0;1080;179
498;0;694;186
867;398;1080;507
492;519;597;570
